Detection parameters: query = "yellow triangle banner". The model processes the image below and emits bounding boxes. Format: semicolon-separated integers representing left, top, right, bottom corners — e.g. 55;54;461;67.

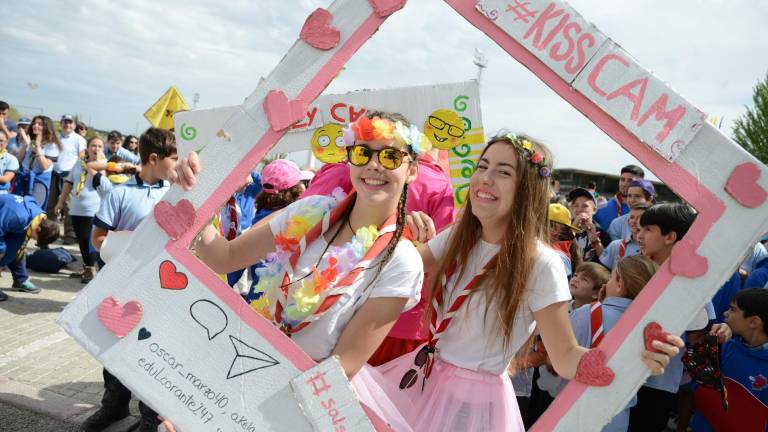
144;86;189;130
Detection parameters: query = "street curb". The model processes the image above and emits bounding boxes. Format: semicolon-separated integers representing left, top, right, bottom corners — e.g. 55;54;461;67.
0;375;139;431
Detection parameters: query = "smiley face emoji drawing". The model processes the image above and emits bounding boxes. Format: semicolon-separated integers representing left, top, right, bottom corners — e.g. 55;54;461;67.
310;123;346;163
424;109;466;150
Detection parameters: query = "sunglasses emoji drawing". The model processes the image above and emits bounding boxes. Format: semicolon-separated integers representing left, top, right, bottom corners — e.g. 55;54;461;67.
423;109;466;150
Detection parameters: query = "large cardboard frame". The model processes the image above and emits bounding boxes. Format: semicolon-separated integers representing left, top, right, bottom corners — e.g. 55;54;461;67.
59;1;768;431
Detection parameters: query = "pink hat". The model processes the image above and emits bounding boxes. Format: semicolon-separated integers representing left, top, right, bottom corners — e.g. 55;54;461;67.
261;159;301;194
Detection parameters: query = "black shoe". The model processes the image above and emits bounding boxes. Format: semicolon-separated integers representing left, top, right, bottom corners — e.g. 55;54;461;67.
80;406;130;432
136;416;161;432
0;290;8;302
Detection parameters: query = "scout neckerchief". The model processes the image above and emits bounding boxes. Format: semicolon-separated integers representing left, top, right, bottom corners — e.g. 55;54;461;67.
419;255;498;385
273;193;397;335
16;214;46;261
614;193;625;217
220;196;239;241
619;238;629;258
589;301;605;347
75;157;88;196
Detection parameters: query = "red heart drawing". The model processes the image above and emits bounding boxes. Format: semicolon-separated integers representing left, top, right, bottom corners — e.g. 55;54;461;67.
574;349;615;387
159;260;188;290
669;239;709;278
725;162;767;209
300;8;340;50
154;199;196;241
643;322;671;354
368;0;407;17
263;90;308;132
97;296;143;338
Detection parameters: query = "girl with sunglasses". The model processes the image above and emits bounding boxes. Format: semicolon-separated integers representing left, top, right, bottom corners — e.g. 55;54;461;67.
174;112;425;430
372;133;684;431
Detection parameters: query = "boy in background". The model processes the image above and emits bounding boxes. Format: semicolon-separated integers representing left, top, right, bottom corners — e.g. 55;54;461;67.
82;128;177;432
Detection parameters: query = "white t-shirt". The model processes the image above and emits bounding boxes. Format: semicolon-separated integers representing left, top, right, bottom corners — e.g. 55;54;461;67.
427;227;570;374
268;196;423;361
55;132;86;173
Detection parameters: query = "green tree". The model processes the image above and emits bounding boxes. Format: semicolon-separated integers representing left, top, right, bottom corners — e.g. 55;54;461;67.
733;72;768;164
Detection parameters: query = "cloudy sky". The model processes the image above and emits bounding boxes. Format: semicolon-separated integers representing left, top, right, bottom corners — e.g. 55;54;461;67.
2;0;766;177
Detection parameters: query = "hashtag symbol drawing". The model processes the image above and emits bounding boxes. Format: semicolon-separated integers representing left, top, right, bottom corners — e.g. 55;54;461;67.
506;0;537;23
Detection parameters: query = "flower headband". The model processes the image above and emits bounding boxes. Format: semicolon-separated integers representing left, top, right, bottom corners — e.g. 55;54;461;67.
503;133;552;177
342;116;432;155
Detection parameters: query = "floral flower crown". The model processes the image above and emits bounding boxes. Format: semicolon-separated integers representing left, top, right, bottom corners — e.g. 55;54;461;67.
342;116;431;156
502;132;552;178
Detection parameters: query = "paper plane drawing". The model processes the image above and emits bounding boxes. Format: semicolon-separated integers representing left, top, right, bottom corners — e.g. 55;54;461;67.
226;334;280;379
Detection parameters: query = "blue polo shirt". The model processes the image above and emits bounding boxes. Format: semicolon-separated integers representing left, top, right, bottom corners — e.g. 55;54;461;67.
93;174;168;232
599;238;641;270
65;160;101;217
0;194;43;265
594;196;629;231
105;147;140;165
607;213;632;241
0;152;20;193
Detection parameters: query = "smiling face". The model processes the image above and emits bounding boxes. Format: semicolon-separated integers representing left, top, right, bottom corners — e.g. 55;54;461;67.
571;196;596;220
469;142;519;227
31;118;44;136
628;208;645;238
423;109;465;150
61;119;75;134
348;139;417;208
626;186;648;207
311;123;346;163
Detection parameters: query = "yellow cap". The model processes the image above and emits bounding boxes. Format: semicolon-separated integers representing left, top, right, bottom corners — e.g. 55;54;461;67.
548;203;582;233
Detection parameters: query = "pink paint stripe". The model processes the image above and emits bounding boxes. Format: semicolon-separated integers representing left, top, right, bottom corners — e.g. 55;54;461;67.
443;1;726;430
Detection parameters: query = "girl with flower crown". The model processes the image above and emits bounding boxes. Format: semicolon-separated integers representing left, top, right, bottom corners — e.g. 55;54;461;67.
371;132;685;431
174;111;425;430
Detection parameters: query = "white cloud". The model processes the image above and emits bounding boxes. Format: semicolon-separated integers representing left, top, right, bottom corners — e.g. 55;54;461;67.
1;0;765;179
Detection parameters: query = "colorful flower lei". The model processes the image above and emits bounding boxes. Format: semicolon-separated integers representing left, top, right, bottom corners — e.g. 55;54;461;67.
250;189;381;328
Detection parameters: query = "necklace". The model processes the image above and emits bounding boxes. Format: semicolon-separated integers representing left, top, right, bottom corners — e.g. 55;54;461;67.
347;216;355;234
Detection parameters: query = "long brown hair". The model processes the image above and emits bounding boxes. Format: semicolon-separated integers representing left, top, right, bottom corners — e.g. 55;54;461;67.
428;133;553;349
29;116;62;150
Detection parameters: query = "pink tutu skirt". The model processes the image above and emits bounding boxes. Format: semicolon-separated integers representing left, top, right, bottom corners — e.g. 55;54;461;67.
352;365;414;432
367;344;525;432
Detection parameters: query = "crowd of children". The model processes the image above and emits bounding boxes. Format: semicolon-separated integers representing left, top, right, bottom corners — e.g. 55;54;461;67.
0;100;765;431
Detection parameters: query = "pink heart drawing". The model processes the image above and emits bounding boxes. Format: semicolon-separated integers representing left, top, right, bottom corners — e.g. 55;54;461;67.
368;0;407;17
725;162;767;209
263;90;308;132
154;199;196;241
669;239;708;278
643;322;671;354
574;349;615;387
97;296;143;338
300;8;340;50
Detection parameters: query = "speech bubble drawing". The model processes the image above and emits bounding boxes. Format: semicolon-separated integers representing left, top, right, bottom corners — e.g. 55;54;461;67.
190;299;229;341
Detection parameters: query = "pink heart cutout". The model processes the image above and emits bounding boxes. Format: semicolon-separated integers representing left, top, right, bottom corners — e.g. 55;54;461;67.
263;90;308;132
154;199;196;241
368;0;407;17
643;322;671;354
725;162;767;209
574;349;615;387
669;239;708;278
97;296;143;338
300;8;340;50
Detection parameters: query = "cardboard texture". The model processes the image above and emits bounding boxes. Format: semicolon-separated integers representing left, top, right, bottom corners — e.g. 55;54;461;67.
291;357;374;431
57;0;768;431
274;80;484;206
